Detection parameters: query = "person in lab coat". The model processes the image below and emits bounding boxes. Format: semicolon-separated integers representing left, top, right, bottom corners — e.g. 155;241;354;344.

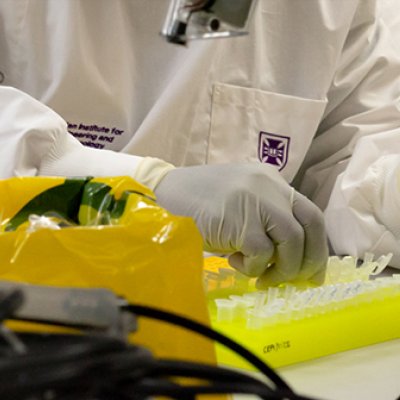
0;0;400;286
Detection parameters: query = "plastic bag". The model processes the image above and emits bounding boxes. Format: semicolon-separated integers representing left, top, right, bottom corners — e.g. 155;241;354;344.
0;176;216;364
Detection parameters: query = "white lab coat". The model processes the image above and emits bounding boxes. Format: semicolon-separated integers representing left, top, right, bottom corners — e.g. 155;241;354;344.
1;0;400;265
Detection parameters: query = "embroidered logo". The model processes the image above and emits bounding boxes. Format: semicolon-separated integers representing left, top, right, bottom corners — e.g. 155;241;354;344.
258;131;290;170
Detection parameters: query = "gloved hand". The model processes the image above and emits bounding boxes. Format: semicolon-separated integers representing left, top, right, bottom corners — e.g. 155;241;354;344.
154;163;328;286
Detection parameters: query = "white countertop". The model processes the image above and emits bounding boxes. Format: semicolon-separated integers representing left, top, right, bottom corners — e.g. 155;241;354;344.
276;338;400;400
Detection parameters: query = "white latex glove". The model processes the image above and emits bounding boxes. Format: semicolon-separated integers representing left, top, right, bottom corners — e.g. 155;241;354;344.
154;163;328;287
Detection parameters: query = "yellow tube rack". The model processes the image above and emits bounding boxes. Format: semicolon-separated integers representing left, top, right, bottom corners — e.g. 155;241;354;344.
205;257;400;370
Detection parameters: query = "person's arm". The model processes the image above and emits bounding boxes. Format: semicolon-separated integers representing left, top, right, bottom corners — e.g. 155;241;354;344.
293;0;400;267
0;85;328;287
0;86;174;189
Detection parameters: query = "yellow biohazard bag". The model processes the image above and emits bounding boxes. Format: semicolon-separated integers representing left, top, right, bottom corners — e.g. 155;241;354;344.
0;176;216;364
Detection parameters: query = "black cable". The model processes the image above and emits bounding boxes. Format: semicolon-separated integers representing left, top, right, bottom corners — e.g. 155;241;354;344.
0;330;326;400
0;334;125;374
123;303;292;392
0;295;329;400
140;358;276;386
0;291;289;397
114;358;323;400
0;335;130;398
122;378;318;400
129;378;275;399
42;345;276;397
127;358;278;396
106;356;275;397
0;289;24;323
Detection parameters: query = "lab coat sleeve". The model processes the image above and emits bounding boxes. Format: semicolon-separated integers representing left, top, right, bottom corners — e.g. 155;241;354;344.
295;2;400;266
0;86;174;190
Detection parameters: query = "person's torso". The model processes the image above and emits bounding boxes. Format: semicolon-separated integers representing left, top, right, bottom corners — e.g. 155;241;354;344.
0;0;360;182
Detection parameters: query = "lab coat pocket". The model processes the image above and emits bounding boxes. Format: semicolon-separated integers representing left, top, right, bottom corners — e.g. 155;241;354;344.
208;83;327;181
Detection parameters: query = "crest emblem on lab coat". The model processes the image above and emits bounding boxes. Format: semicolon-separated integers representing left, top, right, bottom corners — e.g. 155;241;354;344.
258;131;290;170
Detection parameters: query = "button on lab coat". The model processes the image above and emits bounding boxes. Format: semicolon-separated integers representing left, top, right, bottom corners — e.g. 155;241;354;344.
1;0;400;266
